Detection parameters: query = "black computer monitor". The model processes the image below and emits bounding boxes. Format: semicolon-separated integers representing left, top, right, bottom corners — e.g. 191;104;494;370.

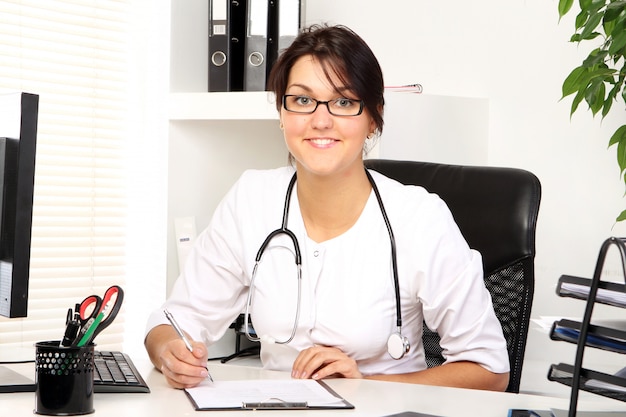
0;92;40;394
0;92;39;318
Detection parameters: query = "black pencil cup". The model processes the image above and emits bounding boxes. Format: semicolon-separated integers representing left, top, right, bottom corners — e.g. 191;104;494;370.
35;340;95;415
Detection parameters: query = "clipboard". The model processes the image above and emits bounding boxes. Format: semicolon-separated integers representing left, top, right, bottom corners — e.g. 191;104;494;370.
184;379;354;411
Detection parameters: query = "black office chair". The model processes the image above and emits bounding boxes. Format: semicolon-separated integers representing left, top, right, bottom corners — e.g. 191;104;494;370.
365;158;541;393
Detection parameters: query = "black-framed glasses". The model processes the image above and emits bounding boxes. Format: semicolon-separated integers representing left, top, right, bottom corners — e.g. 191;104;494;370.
282;95;364;116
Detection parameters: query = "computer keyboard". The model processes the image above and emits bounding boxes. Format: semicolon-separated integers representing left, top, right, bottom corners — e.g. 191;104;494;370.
93;350;150;393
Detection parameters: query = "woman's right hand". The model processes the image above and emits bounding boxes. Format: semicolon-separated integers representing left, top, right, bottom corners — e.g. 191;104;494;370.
145;324;210;389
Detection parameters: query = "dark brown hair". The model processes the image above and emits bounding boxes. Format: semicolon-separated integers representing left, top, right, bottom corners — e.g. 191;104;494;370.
267;24;385;135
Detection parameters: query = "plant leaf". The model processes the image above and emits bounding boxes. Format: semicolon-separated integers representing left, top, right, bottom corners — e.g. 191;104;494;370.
587;80;606;114
571;88;586;114
606;0;626;15
575;10;589;30
559;0;575;18
562;66;587;97
583;67;616;81
609;28;626;55
609;125;626;147
588;0;608;13
580;12;604;39
582;48;609;67
616;132;626;175
609;10;626;45
602;91;615;118
616;209;626;223
565;66;616;114
603;18;616;37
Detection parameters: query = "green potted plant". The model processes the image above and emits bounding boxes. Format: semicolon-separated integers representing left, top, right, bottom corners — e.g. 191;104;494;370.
558;0;626;220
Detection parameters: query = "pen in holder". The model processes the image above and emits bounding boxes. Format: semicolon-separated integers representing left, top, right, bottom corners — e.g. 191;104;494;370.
34;340;95;416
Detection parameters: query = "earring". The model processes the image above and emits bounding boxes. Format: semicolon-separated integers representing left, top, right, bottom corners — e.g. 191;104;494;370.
279;122;284;130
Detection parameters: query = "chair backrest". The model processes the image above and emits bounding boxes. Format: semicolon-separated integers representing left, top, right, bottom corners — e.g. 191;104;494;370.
365;158;541;393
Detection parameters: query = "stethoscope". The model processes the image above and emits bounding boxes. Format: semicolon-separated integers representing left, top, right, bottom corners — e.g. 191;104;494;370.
244;169;410;360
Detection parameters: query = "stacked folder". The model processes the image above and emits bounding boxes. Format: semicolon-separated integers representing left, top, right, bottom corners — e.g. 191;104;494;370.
208;0;304;92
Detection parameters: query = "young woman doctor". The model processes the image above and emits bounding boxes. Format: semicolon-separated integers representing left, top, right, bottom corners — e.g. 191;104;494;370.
145;24;510;392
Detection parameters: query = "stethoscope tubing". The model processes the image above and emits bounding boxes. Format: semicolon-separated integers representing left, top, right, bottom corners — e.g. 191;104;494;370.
244;169;405;351
245;174;302;344
365;169;403;332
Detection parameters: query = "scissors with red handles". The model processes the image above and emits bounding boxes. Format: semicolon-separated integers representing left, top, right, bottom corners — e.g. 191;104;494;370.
77;294;103;328
73;285;124;347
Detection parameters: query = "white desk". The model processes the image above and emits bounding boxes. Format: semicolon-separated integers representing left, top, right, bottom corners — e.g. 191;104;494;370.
3;353;626;417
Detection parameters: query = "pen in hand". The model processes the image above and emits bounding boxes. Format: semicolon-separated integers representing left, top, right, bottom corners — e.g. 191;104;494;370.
163;309;213;383
164;308;193;351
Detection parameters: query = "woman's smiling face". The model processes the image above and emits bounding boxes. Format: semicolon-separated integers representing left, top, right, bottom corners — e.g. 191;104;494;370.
280;54;376;178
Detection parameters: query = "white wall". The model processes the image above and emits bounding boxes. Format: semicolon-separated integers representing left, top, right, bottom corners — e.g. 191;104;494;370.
167;0;626;387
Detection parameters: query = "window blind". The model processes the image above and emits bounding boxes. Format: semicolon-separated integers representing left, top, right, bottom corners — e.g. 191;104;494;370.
0;0;135;349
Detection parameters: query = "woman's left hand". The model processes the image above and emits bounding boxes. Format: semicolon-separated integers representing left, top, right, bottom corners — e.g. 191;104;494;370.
291;345;363;380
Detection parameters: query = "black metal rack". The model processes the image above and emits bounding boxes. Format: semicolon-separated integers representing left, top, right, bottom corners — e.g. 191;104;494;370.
548;237;626;416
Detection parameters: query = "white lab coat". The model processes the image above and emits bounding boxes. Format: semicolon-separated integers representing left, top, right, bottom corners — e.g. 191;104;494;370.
146;167;509;376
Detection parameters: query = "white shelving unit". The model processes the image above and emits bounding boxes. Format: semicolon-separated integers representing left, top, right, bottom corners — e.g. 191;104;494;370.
169;92;279;121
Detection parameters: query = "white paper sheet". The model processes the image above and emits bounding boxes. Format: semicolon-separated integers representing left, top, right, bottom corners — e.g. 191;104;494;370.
560;282;626;307
185;379;348;409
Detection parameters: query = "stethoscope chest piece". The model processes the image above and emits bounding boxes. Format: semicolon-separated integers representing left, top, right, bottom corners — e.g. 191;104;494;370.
387;332;410;360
